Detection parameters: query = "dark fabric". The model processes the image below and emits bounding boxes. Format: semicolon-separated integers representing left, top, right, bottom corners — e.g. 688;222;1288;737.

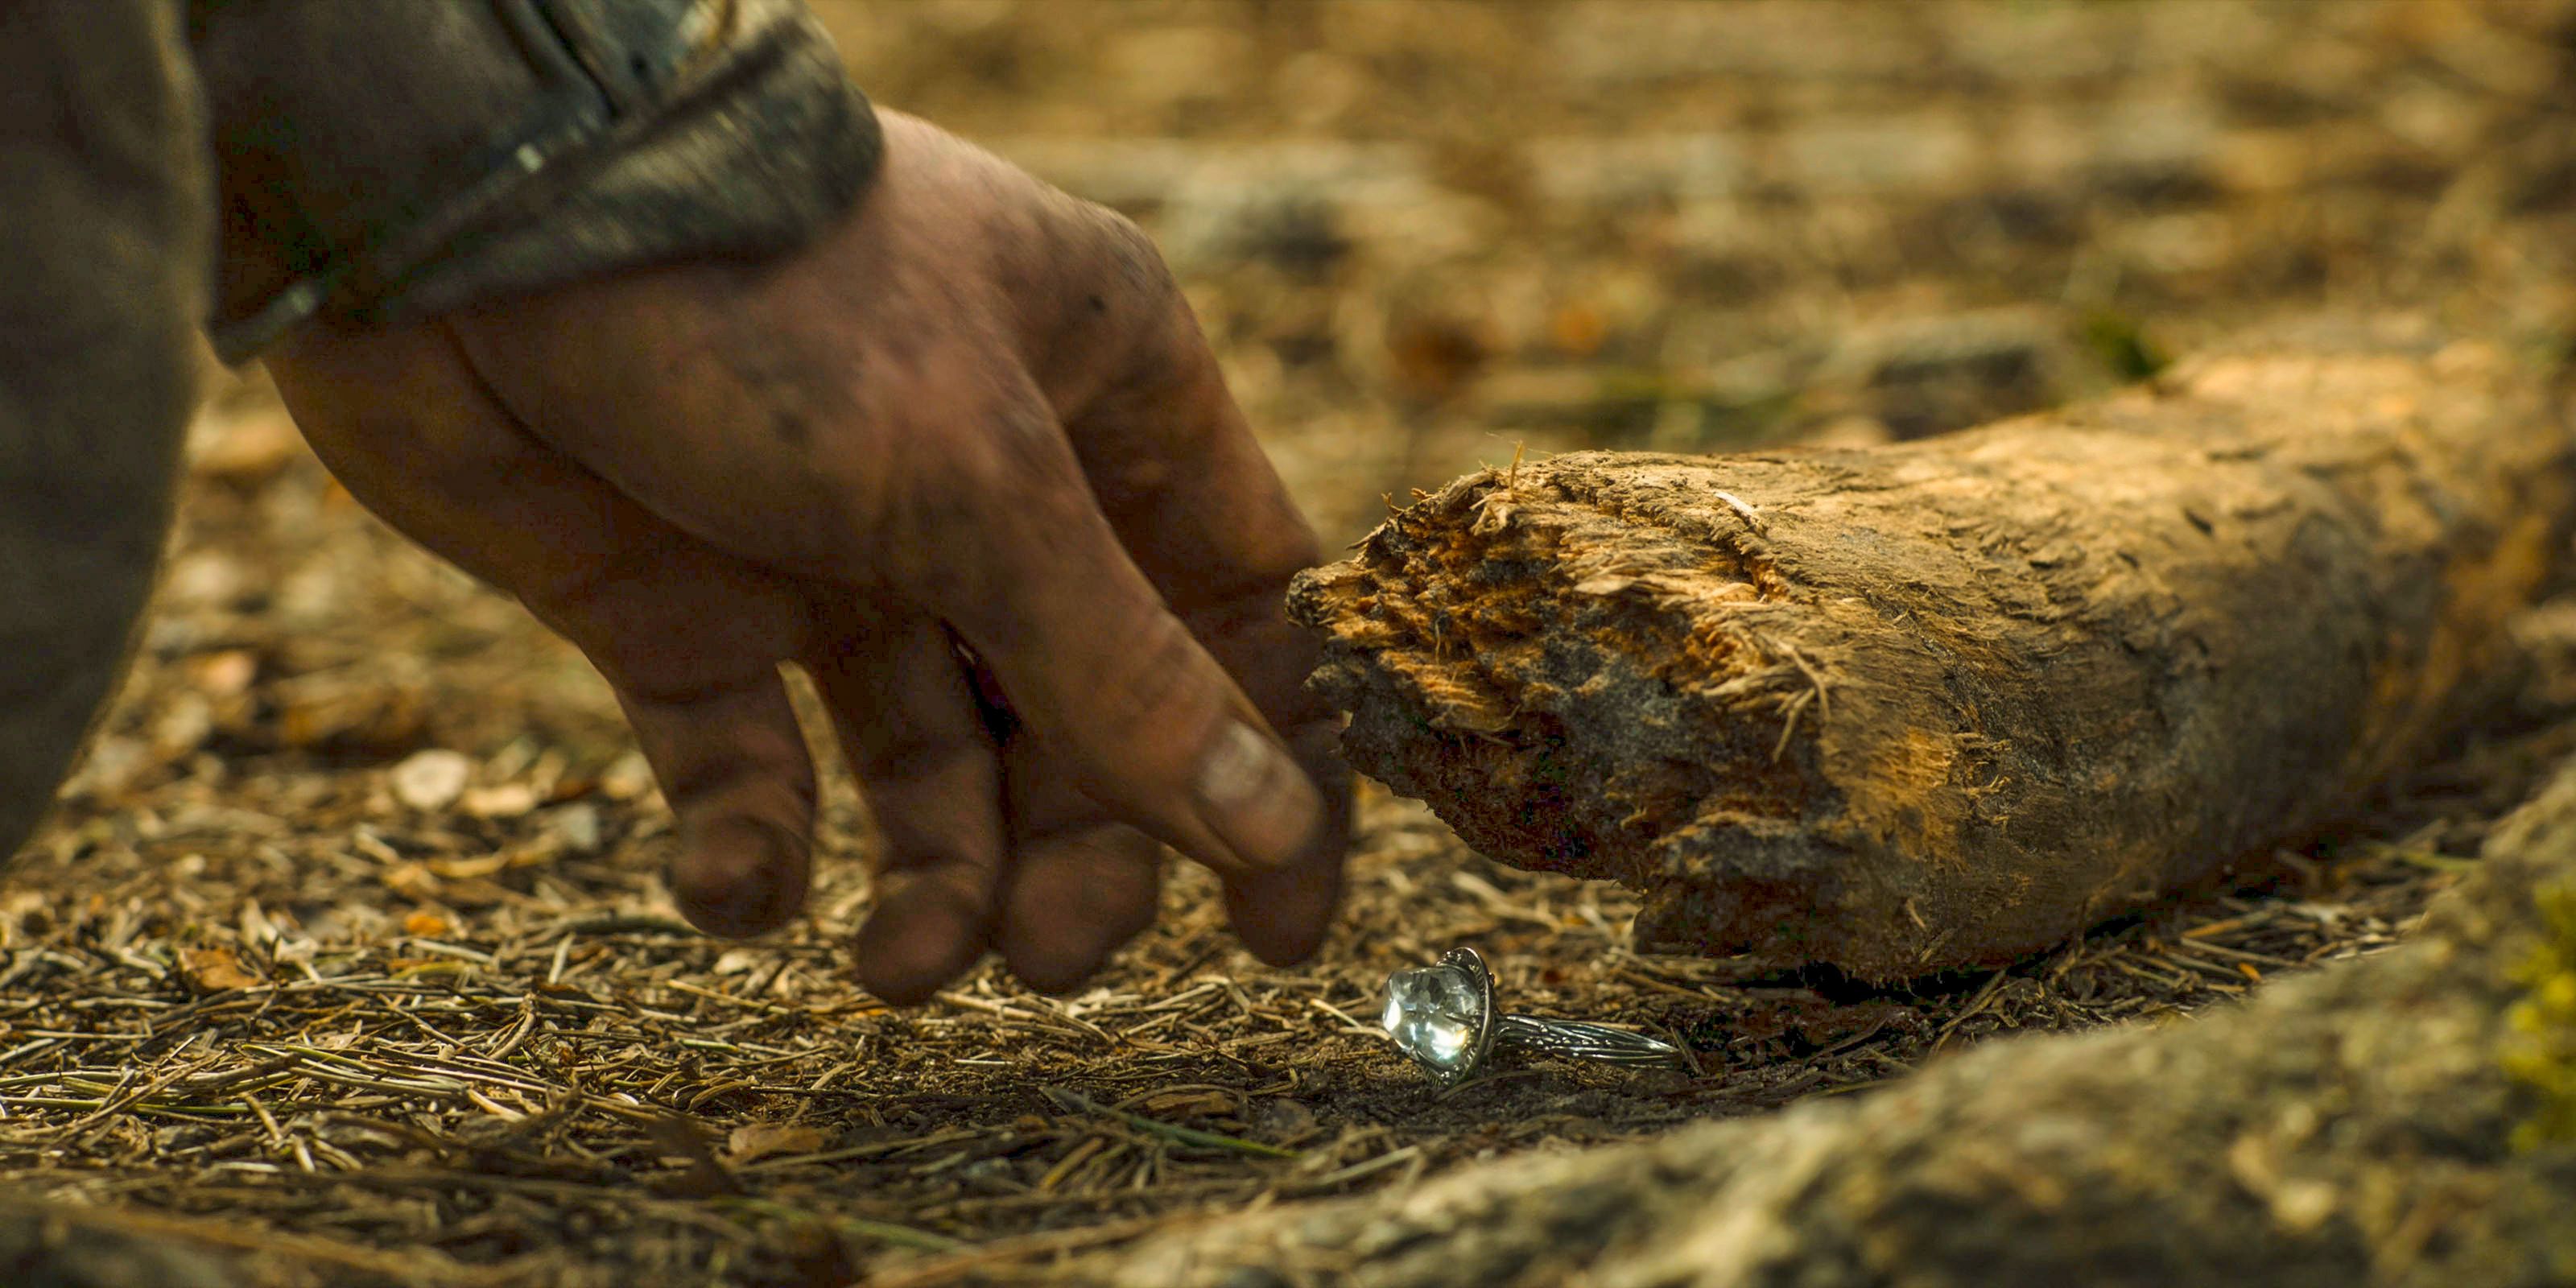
193;0;882;361
0;0;205;865
0;0;877;861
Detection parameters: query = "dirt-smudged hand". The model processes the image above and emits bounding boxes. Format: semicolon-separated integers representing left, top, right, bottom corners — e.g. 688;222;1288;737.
265;110;1351;1001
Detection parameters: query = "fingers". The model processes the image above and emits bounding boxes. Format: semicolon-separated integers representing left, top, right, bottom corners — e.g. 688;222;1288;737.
1162;579;1349;964
803;596;1010;1005
1055;266;1356;964
601;635;815;938
1217;719;1348;965
919;396;1326;883
993;820;1163;995
807;600;1161;1000
976;215;1359;964
442;297;1323;891
266;322;821;937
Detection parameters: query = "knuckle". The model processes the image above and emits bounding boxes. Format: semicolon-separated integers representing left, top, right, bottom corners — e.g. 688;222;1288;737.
1057;200;1184;328
1074;201;1177;286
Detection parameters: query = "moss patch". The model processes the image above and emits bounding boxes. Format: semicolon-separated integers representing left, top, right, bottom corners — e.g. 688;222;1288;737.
2504;881;2576;1150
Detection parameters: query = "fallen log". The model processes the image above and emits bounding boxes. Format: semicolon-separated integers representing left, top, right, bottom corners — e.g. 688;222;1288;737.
1293;329;2574;977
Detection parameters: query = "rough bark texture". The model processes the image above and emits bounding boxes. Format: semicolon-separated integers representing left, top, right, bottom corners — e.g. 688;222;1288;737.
0;1201;240;1288
1103;755;2576;1288
1292;331;2574;977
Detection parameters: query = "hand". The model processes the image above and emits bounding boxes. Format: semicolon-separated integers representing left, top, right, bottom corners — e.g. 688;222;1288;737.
264;109;1349;1001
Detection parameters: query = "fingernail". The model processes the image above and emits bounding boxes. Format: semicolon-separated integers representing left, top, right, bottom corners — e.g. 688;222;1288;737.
1193;720;1321;869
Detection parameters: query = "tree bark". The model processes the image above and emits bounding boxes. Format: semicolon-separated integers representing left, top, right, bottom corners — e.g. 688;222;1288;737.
1291;329;2574;977
0;1200;242;1288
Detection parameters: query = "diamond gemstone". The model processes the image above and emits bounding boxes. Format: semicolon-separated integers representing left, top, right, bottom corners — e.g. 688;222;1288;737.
1381;962;1484;1075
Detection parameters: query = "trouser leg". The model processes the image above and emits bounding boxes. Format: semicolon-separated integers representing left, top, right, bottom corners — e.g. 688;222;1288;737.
0;0;209;861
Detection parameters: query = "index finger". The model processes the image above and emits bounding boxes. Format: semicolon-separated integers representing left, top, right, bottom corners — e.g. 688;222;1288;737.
1041;221;1353;963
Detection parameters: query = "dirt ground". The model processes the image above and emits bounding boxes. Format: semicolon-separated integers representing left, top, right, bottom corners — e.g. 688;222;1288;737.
6;3;2576;1285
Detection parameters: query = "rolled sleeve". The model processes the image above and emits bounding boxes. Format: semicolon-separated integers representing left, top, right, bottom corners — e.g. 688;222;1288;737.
193;0;882;362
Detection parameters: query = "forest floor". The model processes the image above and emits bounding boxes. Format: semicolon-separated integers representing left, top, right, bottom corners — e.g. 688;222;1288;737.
5;3;2575;1284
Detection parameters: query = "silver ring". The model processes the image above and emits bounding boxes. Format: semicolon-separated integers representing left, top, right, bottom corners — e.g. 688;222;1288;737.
1381;946;1687;1085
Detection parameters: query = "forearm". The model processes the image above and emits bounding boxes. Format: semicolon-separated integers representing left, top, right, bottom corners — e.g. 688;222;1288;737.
193;0;883;362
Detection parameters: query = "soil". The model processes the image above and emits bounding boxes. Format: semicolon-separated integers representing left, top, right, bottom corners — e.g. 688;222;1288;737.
4;2;2575;1285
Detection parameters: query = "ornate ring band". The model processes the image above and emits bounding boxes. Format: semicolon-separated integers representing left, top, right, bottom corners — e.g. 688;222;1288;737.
1381;946;1687;1085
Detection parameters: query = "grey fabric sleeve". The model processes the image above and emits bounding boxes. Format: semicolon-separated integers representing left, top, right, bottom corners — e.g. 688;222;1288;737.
0;0;208;860
192;0;884;363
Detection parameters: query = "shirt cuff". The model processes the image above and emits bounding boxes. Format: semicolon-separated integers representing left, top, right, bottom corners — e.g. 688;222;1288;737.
196;0;881;363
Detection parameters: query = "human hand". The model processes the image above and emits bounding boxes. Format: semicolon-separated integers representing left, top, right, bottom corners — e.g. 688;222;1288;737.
264;109;1348;1001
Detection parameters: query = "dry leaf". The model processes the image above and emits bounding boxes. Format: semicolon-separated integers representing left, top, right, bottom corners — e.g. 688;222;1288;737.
598;751;657;802
189;409;302;485
178;946;263;993
648;1115;740;1198
549;803;605;852
151;696;213;760
428;853;511;880
185;649;260;698
275;683;428;756
390;749;472;812
380;863;440;901
402;910;451;937
1137;1088;1237;1117
462;782;539;819
724;1122;826;1166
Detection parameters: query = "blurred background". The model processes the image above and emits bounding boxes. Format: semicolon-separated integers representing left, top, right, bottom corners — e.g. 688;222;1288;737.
811;0;2576;542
